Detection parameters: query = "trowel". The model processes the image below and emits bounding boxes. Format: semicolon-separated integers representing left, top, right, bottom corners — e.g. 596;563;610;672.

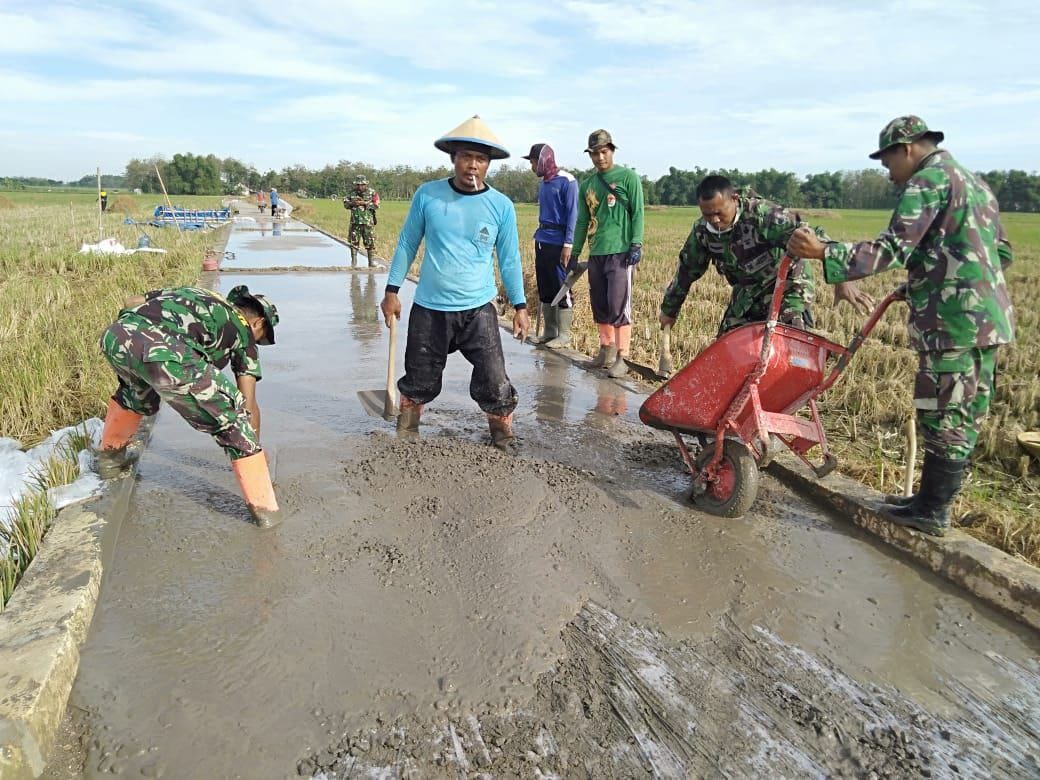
357;315;399;421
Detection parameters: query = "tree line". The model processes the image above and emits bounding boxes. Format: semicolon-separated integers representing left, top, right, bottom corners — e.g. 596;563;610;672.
6;155;1038;212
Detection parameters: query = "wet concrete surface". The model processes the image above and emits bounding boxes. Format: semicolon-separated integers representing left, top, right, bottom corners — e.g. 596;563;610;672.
54;223;1040;777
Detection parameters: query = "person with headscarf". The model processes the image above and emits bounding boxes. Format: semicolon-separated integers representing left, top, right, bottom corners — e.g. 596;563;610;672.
379;116;528;453
523;143;578;348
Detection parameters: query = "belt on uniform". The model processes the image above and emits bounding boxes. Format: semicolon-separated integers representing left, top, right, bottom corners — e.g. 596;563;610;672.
538;222;565;231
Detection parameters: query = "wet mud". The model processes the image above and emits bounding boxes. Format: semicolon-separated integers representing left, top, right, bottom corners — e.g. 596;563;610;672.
50;221;1040;778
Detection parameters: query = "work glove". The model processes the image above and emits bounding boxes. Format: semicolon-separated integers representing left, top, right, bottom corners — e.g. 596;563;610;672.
566;257;581;275
624;244;642;267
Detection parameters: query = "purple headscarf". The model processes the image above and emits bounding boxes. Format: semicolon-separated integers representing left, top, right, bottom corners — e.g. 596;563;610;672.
536;144;559;182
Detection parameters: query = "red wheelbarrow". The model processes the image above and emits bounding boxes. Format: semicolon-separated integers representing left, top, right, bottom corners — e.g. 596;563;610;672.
639;255;904;517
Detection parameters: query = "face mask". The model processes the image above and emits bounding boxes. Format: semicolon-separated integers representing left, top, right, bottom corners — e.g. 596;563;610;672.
704;205;741;235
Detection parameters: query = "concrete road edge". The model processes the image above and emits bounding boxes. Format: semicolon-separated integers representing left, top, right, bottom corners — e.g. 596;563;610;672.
0;420;153;778
766;452;1040;632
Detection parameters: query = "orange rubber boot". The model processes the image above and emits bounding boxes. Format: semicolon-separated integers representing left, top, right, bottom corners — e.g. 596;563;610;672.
397;396;423;437
231;451;282;528
487;412;518;454
96;399;144;479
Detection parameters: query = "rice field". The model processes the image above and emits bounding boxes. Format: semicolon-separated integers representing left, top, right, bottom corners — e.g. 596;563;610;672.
1;190;1037;564
303;196;1040;565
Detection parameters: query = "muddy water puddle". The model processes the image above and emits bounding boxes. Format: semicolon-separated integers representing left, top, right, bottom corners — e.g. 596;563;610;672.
55;224;1040;777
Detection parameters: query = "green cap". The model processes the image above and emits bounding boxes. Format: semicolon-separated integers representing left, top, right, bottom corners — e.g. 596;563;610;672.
584;129;616;153
228;284;279;345
869;115;944;159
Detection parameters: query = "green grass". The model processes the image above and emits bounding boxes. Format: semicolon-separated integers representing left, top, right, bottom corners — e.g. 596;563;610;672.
0;192;226;610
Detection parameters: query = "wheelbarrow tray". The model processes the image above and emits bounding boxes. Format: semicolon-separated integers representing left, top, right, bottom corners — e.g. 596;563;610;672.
639;321;846;437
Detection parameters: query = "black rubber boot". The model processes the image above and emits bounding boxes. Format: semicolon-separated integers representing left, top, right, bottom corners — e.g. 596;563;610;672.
882;493;915;507
883;453;968;536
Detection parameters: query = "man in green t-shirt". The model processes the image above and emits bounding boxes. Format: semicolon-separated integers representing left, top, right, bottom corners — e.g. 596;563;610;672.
571;129;645;378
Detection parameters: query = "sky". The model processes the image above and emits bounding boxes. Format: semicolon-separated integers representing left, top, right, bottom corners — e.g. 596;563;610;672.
2;0;1039;182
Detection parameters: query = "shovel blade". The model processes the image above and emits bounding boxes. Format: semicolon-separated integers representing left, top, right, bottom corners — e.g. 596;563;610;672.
357;389;399;421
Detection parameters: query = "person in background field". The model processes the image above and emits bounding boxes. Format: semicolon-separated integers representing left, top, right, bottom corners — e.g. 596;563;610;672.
659;174;872;336
788;116;1015;537
257;190;266;214
95;285;283;528
523;143;578;349
570;129;645;379
269;188;280;218
379;115;529;453
99;189;108;212
344;175;380;267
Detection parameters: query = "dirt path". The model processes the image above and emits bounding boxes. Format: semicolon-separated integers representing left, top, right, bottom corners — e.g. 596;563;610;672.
51;222;1040;778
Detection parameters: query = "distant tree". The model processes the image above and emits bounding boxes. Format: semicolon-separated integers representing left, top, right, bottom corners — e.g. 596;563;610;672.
220;157;251;194
163;153;221;195
800;171;844;208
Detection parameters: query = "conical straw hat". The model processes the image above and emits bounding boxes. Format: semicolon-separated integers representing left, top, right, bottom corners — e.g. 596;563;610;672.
434;115;509;160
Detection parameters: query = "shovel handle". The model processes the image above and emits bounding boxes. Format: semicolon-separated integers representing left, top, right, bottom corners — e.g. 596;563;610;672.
387;316;397;406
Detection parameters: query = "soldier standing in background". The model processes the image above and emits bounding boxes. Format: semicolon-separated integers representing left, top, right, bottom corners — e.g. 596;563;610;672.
344;175;380;267
95;285;283;528
788;116;1015;536
570;129;645;379
660;174;871;336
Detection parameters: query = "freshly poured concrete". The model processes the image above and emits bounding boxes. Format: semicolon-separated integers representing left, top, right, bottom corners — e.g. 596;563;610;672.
55;222;1040;777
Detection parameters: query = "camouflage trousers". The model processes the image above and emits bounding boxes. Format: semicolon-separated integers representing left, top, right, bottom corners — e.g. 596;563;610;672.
349;221;375;252
100;321;261;460
914;346;998;461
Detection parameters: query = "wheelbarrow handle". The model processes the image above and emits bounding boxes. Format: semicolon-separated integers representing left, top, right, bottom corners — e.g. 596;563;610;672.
819;283;908;394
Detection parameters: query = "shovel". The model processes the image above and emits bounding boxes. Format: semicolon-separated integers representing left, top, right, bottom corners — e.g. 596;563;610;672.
657;324;674;379
357;315;399;421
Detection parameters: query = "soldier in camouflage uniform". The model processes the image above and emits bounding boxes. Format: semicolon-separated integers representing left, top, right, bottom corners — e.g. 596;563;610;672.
660;175;871;335
789;116;1015;536
95;285;284;528
344;175;380;267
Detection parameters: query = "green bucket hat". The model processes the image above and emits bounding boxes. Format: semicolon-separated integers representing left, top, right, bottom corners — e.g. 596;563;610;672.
228;284;279;345
869;115;944;159
584;129;616;153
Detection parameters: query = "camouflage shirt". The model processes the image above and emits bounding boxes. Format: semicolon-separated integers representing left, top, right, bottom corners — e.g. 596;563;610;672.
661;190;819;323
823;150;1015;351
344;186;379;227
116;287;262;379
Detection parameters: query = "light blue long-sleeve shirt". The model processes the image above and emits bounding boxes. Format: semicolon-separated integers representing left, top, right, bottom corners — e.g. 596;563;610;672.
387;179;526;312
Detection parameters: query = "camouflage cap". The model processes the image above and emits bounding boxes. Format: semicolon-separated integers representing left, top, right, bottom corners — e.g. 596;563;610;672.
869;115;944;159
228;284;279;345
584;129;616;153
353;175;368;185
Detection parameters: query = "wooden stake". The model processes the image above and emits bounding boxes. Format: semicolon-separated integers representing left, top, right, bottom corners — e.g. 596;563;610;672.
903;415;917;497
154;164;182;235
69;201;77;244
96;167;103;241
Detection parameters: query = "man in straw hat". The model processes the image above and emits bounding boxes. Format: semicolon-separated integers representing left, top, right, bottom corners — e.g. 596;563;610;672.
95;285;283;528
380;115;529;453
789;115;1015;537
570;129;645;378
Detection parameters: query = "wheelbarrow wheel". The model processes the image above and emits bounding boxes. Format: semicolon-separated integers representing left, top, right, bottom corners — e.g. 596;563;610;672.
691;439;759;518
